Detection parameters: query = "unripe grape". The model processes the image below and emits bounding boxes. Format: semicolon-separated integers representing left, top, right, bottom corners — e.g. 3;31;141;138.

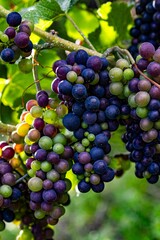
109;67;123;82
28;177;43;192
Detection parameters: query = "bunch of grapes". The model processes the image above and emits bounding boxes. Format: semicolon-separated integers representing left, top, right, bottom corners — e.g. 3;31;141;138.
128;0;160;59
11;90;74;239
0;141;28;232
0;11;33;63
51;49;134;193
122;41;160;183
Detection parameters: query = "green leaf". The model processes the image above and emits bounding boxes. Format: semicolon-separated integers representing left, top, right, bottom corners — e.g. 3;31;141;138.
55;0;79;12
109;126;127;157
20;0;63;23
107;2;133;43
65;5;99;41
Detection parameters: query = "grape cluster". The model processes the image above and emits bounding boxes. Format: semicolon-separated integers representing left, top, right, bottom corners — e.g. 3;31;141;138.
0;11;33;63
123;41;160;183
12;90;73;239
128;0;160;59
51;50;134;193
0;141;26;232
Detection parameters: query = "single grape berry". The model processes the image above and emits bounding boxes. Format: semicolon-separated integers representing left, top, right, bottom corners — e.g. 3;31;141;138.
1;48;14;62
6;12;22;27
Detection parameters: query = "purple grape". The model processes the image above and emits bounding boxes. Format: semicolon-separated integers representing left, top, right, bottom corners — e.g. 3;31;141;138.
18;24;31;35
139;42;155;59
47;152;60;164
43;179;54;190
86;56;102;72
43;124;57;138
4;27;16;39
63;113;81;131
53;180;66;194
42;189;57;202
34;149;48;161
1;48;14;62
14;32;29;48
33;118;45;131
78;152;91;164
52;60;67;72
147;61;160;77
30;191;42;203
6;12;22;27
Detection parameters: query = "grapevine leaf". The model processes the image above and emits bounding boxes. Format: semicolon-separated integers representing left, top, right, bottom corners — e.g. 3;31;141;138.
107;2;133;42
109;126;128;157
65;6;99;41
20;0;63;23
55;0;79;12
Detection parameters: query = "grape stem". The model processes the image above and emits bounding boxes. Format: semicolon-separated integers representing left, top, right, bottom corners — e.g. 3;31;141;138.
0;121;16;135
65;13;96;51
32;49;41;92
133;64;160;89
102;46;135;65
15;173;28;184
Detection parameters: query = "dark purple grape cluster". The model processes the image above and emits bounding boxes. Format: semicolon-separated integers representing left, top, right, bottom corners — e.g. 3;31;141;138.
122;41;160;183
51;50;133;193
0;11;33;63
128;0;160;59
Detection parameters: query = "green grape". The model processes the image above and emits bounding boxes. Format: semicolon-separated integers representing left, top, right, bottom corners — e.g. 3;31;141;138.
27;169;36;177
39;136;53;150
136;107;148;118
31;160;41;171
0;34;9;43
52;133;67;145
41;161;52;172
116;59;130;69
109;67;123;82
17;229;34;240
66;71;77;82
128;93;137;108
0;185;12;198
53;143;64;154
87;133;95;141
18;59;32;74
43;109;57;124
81;122;88;129
123;68;134;81
28;177;43;192
90;73;99;85
109;82;123;95
154;120;160;130
34;209;46;219
100;122;108;130
82;138;90;147
30;106;43;118
123;84;131;97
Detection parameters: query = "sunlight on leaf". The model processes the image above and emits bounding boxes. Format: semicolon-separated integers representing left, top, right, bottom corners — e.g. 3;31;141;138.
65;6;99;41
97;2;112;20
